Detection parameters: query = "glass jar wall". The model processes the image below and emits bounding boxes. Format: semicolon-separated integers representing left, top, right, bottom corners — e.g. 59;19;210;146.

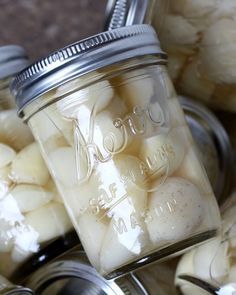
12;25;221;279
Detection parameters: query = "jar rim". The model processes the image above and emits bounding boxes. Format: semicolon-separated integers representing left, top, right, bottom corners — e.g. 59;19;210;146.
10;24;167;117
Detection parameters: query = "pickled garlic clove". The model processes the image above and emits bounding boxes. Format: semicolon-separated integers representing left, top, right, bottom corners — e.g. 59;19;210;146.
49;146;78;187
167;51;187;82
193;237;230;283
0;110;34;151
0;220;14;252
56;80;114;119
106;95;128;118
139;127;186;181
0;165;12;186
147;177;204;243
30;107;74;145
0;165;12;198
200;19;236;84
45;179;63;203
0;143;16;168
93;110;130;158
175;250;195;283
179;58;215;102
11;184;53;213
100;218;137;274
175;147;213;195
210;1;236;22
78;213;108;270
10;142;50;186
118;69;154;110
100;195;149;269
170;0;217;18
159;15;199;46
175;250;200;294
25;202;72;243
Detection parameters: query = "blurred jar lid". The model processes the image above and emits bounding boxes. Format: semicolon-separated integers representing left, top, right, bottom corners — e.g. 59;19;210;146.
25;246;148;295
0;45;29;80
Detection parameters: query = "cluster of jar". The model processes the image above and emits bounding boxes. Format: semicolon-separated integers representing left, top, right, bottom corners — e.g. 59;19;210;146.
0;109;72;278
176;191;236;294
26;65;220;277
153;0;236;112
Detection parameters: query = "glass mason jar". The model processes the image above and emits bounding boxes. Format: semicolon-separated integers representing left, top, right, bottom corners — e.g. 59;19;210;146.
0;109;76;280
0;45;29;110
0;46;76;281
0;274;33;295
11;25;221;278
25;245;176;295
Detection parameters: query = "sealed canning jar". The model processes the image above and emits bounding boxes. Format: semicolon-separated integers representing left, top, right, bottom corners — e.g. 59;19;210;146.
11;24;221;278
25;246;176;295
0;47;75;281
0;45;29;110
0;110;75;280
0;275;33;295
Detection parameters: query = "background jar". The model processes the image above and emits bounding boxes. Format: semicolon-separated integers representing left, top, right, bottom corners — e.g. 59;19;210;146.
0;45;29;110
151;0;236;113
0;47;77;282
0;110;76;281
12;24;221;279
175;191;236;295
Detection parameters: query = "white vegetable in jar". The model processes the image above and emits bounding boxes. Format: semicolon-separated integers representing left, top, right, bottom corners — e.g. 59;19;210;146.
179;58;215;102
153;0;236;112
139;127;187;181
0;110;34;150
0;144;16;168
200;18;236;84
147;177;204;244
25;202;72;243
10;142;50;186
11;184;53;213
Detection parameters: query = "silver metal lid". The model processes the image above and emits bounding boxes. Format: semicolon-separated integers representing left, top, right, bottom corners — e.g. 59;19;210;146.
105;0;150;30
11;24;166;117
0;45;29;80
180;96;233;204
26;248;147;295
